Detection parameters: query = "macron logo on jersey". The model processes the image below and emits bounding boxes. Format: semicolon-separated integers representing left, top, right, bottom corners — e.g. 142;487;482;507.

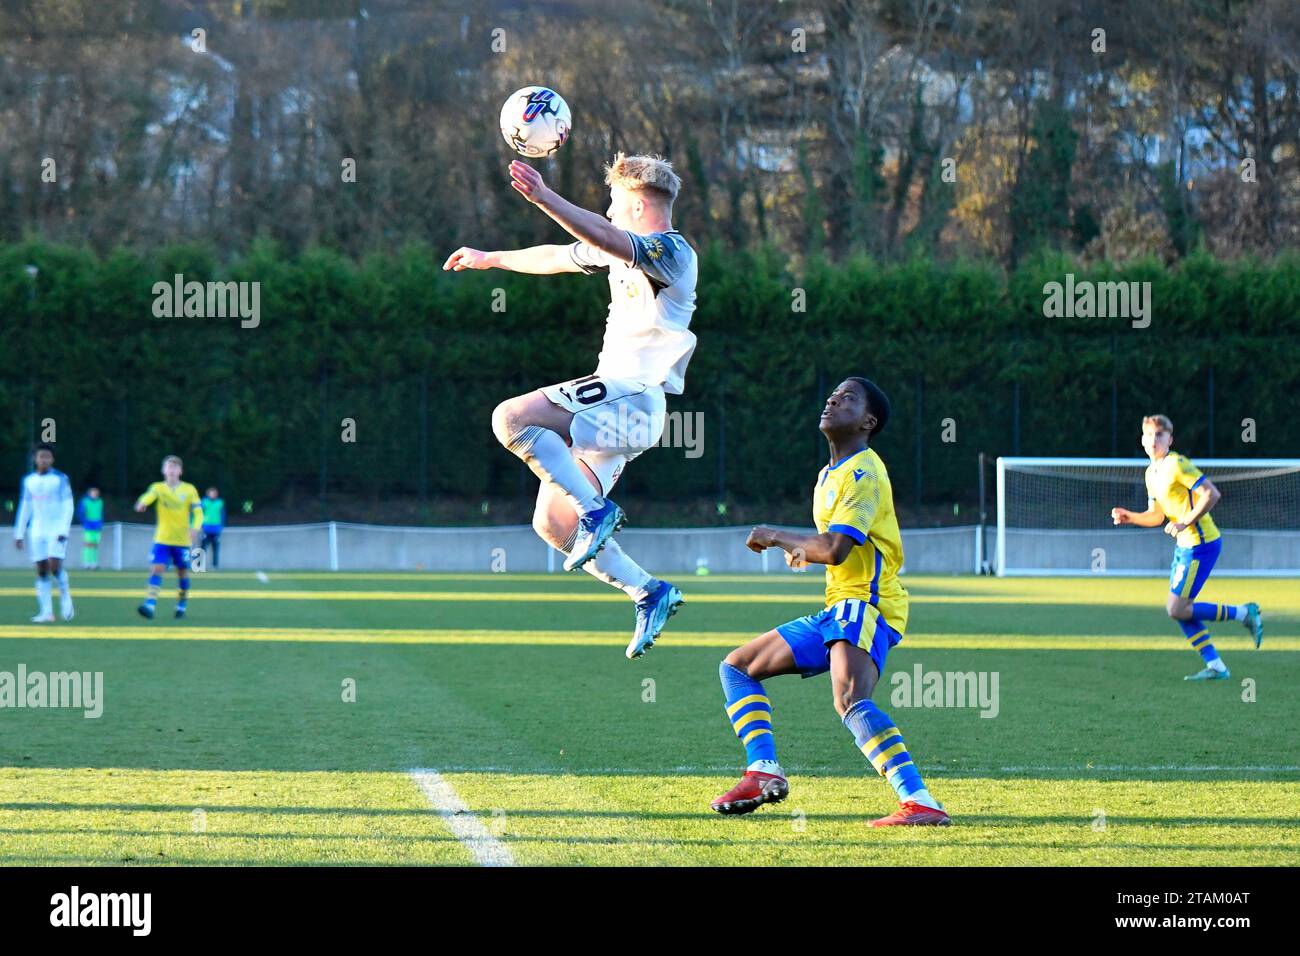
853;468;866;481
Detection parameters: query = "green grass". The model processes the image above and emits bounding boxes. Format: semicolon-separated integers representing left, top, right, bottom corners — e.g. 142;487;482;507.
0;569;1297;865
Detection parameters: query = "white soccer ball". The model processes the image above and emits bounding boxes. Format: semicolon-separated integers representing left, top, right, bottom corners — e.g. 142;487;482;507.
499;86;572;158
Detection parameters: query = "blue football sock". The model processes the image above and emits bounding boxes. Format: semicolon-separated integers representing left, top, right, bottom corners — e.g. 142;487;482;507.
843;699;928;802
1192;601;1243;622
720;661;777;765
1178;617;1220;663
177;576;190;607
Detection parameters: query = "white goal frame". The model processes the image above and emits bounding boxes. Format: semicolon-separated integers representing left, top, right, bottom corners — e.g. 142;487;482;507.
995;456;1300;577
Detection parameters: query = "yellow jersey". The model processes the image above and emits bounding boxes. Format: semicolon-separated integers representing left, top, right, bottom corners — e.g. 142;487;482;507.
137;481;203;546
1144;452;1219;548
813;447;908;633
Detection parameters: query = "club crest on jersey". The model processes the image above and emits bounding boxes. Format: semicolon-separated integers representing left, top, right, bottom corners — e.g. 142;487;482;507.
522;89;558;122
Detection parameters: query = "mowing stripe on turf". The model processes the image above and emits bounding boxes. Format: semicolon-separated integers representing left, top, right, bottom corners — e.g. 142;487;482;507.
408;769;514;867
0;625;1293;650
0;587;1198;606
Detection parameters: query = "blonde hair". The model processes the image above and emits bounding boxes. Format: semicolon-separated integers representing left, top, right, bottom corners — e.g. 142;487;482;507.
162;455;183;469
1143;414;1173;434
604;152;682;204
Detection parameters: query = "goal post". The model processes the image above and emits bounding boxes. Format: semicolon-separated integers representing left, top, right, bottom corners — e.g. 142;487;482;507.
995;457;1300;576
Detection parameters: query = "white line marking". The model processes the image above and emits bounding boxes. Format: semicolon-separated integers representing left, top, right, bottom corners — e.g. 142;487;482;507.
425;764;1300;775
409;769;514;867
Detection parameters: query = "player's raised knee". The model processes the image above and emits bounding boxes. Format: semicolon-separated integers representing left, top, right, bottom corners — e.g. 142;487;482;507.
531;504;558;542
723;649;753;672
490;399;516;448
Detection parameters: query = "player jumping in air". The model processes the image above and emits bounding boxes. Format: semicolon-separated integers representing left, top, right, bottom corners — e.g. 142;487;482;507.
134;455;203;620
711;378;950;827
1110;415;1263;681
443;153;696;659
14;443;75;622
78;486;104;569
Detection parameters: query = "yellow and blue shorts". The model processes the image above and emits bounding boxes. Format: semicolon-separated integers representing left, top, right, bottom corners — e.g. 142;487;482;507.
1169;538;1221;599
776;597;904;679
150;543;191;569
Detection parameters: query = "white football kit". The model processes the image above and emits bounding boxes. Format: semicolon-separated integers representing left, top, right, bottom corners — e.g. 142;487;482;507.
541;229;698;493
15;469;75;561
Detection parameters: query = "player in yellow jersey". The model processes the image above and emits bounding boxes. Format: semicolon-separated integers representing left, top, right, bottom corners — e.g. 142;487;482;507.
1111;415;1262;680
710;377;950;827
133;455;203;620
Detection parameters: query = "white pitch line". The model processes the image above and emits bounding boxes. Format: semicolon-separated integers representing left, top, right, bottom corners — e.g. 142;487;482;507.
409;769;515;867
426;764;1300;775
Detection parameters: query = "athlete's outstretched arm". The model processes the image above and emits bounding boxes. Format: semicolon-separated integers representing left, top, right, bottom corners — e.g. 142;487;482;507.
1111;503;1165;528
746;525;855;567
508;161;635;265
442;244;581;274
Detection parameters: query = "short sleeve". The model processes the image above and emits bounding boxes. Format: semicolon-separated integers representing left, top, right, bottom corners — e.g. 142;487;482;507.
628;232;690;288
828;467;881;545
568;240;616;275
1174;456;1205;490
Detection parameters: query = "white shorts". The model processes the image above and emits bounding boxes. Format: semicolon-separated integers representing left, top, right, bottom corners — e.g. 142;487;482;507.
541;375;666;495
26;536;68;562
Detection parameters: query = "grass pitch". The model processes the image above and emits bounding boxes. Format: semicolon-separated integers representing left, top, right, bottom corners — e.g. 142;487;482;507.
0;569;1296;866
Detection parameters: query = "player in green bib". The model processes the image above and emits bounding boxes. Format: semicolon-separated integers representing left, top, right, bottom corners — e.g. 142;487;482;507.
78;487;105;570
201;487;226;570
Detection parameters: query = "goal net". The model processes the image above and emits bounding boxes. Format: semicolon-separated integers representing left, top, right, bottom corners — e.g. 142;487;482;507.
996;457;1300;576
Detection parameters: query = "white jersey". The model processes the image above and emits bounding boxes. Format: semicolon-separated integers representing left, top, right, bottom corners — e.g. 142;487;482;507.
568;230;697;395
15;469;74;541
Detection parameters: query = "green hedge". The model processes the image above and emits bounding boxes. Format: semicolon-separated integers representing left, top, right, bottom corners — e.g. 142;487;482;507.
2;240;1298;520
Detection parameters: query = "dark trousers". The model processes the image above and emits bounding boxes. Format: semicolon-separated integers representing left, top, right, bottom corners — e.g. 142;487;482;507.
201;531;222;569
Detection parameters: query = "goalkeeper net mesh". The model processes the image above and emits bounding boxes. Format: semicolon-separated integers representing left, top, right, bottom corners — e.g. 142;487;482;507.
997;457;1300;575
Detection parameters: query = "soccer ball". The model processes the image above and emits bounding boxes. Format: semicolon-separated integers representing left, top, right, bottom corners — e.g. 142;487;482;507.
499;86;572;158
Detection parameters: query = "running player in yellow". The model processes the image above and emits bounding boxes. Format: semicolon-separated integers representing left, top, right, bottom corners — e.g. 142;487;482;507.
710;377;950;827
133;455;203;620
1110;415;1263;680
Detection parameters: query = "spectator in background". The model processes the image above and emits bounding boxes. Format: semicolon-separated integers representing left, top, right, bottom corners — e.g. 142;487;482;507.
201;487;226;570
78;486;104;570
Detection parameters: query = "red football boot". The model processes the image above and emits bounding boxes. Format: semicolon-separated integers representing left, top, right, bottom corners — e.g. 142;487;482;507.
869;800;951;827
710;771;789;815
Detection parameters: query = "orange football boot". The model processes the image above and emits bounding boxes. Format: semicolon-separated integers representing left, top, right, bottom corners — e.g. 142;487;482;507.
869;800;951;827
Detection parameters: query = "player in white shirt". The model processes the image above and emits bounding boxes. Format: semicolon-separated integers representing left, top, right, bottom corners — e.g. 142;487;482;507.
13;443;75;622
444;152;696;659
